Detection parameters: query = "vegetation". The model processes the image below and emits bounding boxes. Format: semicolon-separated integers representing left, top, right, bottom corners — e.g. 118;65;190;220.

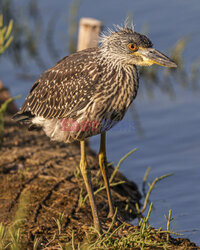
0;14;14;140
0;149;186;249
0;1;199;249
1;1;199;137
1;0;199;94
68;206;181;249
0;176;182;249
0;14;13;54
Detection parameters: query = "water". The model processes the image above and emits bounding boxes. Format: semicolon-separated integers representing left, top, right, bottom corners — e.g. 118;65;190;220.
1;0;200;244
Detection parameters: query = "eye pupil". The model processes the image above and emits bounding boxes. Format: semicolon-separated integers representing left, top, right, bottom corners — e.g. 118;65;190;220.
128;43;137;51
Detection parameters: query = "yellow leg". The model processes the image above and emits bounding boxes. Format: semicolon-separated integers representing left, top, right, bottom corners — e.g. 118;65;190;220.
79;140;101;232
98;132;115;218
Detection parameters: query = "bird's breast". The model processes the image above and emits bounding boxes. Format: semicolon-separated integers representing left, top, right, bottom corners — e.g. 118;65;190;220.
90;64;139;132
103;65;139;115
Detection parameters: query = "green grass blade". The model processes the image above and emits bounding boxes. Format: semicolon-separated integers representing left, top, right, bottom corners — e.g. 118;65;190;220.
5;19;13;40
109;148;137;183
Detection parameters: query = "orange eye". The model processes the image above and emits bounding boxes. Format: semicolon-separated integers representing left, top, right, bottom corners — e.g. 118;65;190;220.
128;43;138;51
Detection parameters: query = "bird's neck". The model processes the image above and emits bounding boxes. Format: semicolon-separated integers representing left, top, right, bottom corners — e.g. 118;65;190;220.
98;48;139;86
96;49;139;112
98;47;134;70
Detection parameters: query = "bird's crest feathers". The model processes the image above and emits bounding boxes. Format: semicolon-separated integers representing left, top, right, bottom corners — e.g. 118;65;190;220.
99;21;135;45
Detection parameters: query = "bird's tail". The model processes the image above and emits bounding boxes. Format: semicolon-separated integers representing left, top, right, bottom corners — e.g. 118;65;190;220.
12;111;38;130
13;111;33;122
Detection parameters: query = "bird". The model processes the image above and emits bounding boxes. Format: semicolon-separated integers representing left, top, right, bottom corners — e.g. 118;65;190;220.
13;25;177;232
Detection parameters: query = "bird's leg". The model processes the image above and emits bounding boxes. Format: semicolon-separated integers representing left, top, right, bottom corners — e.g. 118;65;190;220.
98;132;115;218
79;140;101;232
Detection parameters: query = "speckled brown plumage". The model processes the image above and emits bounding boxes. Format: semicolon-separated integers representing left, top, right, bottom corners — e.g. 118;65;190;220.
13;25;177;232
14;42;140;142
14;25;177;144
14;24;178;144
24;49;100;119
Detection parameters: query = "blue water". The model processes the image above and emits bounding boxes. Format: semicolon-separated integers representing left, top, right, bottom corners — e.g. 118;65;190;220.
1;0;200;244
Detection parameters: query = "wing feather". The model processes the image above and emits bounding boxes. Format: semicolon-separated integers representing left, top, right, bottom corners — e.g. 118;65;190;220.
17;48;101;120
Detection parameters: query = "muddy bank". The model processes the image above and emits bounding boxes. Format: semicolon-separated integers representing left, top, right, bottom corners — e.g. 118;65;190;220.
0;115;199;249
0;116;140;247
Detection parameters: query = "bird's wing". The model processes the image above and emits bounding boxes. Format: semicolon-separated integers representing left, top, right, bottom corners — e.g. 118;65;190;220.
15;48;100;120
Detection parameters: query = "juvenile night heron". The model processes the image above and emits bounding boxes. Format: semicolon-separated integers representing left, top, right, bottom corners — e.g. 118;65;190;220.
13;25;177;232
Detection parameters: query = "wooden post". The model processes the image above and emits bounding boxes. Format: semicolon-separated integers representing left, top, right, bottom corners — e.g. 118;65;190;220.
77;18;102;51
77;18;101;144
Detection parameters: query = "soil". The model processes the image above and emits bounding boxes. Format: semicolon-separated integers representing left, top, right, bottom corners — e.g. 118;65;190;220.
0;115;199;249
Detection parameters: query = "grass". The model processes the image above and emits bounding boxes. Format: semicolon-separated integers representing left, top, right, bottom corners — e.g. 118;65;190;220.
53;212;65;236
66;205;182;250
0;189;30;250
140;172;173;214
0;206;180;249
80;148;137;207
0;14;13;54
0;14;17;141
0;4;198;249
0;149;185;249
67;155;180;250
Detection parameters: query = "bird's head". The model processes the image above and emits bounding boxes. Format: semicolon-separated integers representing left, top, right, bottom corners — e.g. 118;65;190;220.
100;26;177;68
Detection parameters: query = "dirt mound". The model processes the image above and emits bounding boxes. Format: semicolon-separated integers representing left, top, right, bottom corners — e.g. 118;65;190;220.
0;116;141;248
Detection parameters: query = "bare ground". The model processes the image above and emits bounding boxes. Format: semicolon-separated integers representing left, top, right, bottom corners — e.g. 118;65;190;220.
0;115;199;249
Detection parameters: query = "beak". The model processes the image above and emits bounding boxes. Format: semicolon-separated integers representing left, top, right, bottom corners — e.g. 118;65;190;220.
140;48;177;68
